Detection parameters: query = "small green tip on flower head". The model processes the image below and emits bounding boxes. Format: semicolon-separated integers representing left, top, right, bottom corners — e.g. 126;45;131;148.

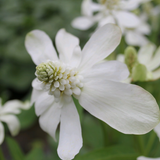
36;62;52;82
131;63;147;82
124;46;138;73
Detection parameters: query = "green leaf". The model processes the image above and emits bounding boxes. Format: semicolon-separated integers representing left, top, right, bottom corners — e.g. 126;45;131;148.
17;105;37;130
74;145;139;160
6;136;24;160
24;144;44;160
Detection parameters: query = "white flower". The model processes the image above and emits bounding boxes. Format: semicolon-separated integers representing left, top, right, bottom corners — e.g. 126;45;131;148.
117;44;160;82
72;0;150;46
137;156;160;160
25;24;160;160
0;98;30;144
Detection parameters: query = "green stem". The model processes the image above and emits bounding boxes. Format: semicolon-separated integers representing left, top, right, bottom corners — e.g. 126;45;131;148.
0;146;5;160
144;131;156;156
100;121;110;147
134;135;145;155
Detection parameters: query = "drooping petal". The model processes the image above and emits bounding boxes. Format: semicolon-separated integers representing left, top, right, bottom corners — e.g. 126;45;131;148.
125;30;149;47
57;100;82;160
81;61;129;82
71;16;95;30
137;156;160;160
39;102;62;141
25;30;58;65
2;100;25;114
154;123;160;141
147;46;160;71
31;88;44;105
35;91;54;116
0;122;4;145
115;11;140;28
79;24;121;70
138;43;156;66
0;115;20;136
78;79;160;134
55;29;79;64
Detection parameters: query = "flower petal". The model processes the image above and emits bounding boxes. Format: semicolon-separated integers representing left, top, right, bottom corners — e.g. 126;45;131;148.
154;123;160;141
0;115;20;136
125;30;149;46
115;11;140;28
25;30;58;65
79;24;121;70
55;29;79;64
138;43;156;66
98;16;116;28
137;156;160;160
81;60;129;82
35;91;54;116
152;69;160;80
31;88;44;105
0;122;4;145
79;79;160;134
147;46;160;71
71;16;94;30
39;102;62;141
57;100;82;160
32;78;44;90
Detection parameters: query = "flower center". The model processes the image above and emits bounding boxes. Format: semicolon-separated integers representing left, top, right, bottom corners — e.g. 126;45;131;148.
35;61;83;99
99;0;120;10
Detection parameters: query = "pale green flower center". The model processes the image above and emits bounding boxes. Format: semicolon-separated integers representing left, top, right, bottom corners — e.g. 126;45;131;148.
36;61;83;99
99;0;120;10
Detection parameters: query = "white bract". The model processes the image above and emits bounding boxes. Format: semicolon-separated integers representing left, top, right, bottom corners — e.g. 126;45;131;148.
117;44;160;82
0;98;30;144
72;0;150;46
25;24;160;160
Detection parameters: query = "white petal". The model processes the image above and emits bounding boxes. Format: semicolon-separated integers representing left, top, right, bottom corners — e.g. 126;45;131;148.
35;91;54;116
55;29;79;64
154;123;160;141
25;30;58;65
70;46;82;68
136;22;151;35
125;30;149;46
31;88;44;105
117;54;125;63
0;122;4;145
98;16;116;28
137;156;160;160
152;69;160;80
79;80;160;134
81;61;129;82
39;102;62;141
138;43;156;66
0;115;20;136
121;0;150;11
71;16;94;30
79;24;122;70
58;100;82;160
115;11;140;28
32;78;44;90
147;46;160;71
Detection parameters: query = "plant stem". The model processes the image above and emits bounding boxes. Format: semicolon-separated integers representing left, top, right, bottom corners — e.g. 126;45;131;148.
0;146;5;160
134;135;145;155
144;131;156;156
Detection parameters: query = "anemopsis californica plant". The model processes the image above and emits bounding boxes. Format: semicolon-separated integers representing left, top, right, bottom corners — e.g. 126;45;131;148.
25;24;160;160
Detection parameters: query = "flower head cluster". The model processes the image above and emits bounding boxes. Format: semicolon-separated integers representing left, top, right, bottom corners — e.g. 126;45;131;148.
0;98;30;144
72;0;150;46
25;24;160;160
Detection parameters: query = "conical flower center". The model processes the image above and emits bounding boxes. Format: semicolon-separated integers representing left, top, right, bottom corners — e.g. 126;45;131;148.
35;61;83;99
99;0;120;10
